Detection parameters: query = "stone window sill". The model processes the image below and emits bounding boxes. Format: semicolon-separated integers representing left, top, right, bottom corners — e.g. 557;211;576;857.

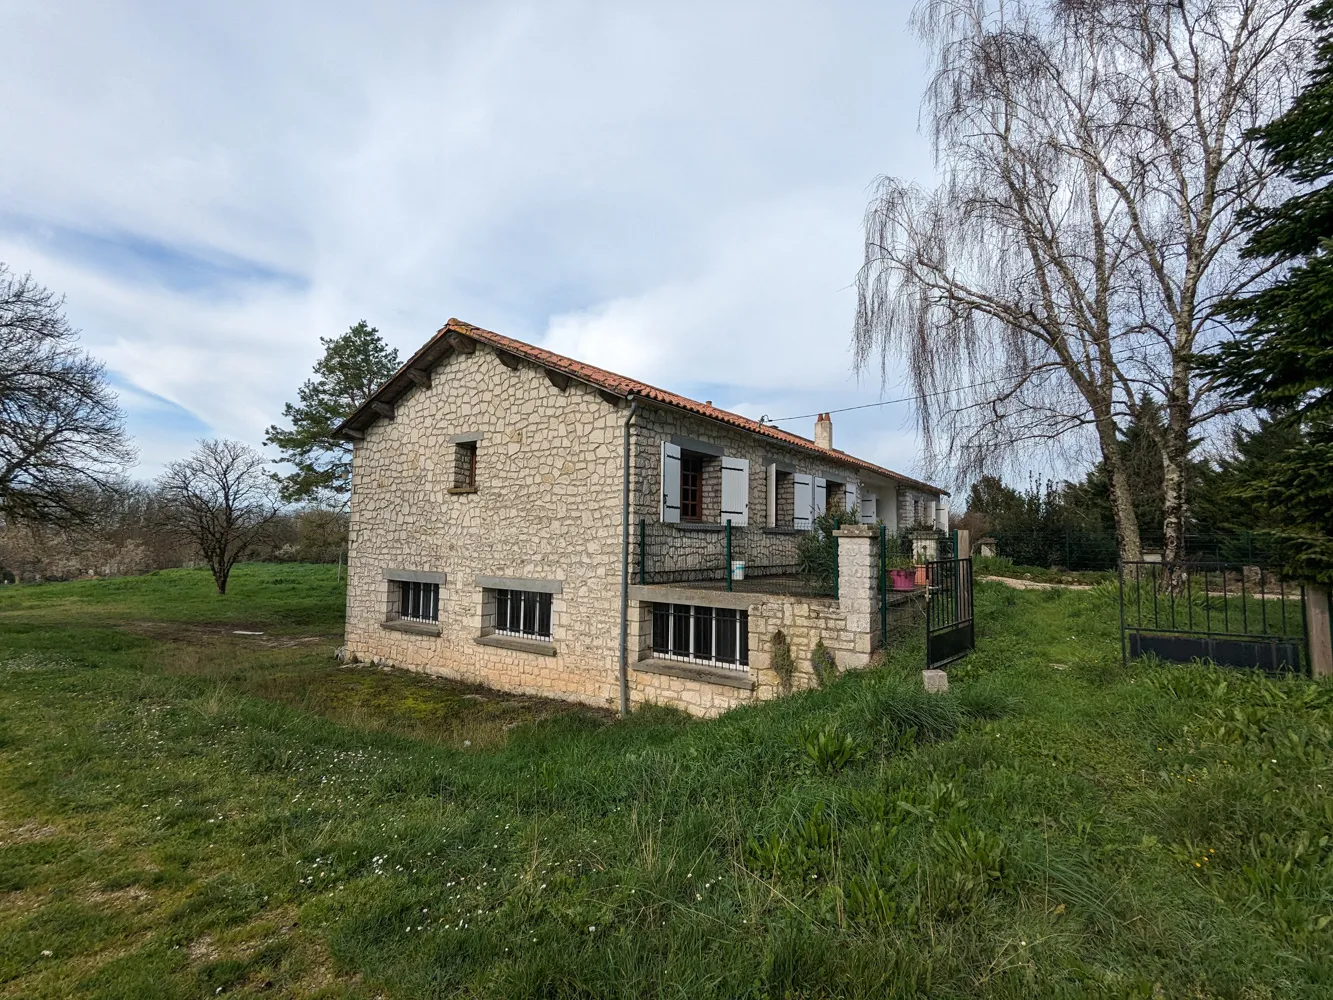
474;634;557;657
381;619;441;636
448;486;478;495
633;657;755;690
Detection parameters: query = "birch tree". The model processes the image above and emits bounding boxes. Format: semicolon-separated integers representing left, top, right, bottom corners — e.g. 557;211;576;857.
854;0;1309;563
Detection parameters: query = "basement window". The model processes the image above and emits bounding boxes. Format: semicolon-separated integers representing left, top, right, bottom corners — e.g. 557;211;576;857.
651;603;748;671
494;589;553;641
390;580;439;623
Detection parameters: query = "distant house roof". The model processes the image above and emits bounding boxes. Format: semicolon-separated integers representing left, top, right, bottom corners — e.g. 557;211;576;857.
337;318;947;497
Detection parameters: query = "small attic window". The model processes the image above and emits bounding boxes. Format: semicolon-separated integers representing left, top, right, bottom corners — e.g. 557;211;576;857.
453;440;477;491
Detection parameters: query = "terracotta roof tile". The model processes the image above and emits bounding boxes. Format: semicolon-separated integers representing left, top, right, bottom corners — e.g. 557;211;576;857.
338;318;946;496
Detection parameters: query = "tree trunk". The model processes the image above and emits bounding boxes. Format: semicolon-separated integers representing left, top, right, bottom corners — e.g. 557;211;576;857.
1160;364;1193;571
1094;412;1143;563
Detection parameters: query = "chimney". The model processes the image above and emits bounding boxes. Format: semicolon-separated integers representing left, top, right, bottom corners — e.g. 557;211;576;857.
814;412;833;450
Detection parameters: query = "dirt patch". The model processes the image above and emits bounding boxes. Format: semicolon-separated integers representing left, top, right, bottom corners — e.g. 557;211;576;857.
188;934;219;962
121;621;337;648
982;575;1094;592
0;821;60;846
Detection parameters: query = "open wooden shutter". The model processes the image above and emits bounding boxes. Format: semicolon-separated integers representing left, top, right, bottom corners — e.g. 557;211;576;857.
793;474;814;530
660;441;681;523
814;477;827;517
721;457;749;526
766;464;777;527
860;491;878;524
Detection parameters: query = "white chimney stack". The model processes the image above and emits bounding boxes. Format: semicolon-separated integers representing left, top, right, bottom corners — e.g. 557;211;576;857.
814;412;833;450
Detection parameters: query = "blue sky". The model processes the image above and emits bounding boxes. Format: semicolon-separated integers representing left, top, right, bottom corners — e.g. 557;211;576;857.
0;1;942;484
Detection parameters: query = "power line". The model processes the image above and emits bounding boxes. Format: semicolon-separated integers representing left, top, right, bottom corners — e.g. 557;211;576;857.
761;375;1015;425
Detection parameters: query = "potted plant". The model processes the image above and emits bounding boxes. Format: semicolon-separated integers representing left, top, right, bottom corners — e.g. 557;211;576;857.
881;535;917;590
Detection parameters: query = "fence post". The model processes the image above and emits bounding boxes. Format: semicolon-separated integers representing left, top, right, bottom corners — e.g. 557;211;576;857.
725;519;733;592
879;523;888;649
833;525;877;666
1307;583;1333;679
833;534;839;599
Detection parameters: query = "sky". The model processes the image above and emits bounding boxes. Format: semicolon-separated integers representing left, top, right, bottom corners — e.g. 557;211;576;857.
0;1;942;485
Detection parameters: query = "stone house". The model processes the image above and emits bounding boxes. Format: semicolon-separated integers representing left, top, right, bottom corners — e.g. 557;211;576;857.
337;319;948;717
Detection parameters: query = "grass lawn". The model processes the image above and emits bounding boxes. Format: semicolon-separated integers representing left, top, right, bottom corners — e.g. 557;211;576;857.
973;556;1114;587
2;564;1332;998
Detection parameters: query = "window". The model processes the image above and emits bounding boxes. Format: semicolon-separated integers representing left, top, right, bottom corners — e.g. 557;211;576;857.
680;454;703;521
651;603;748;670
494;589;553;641
391;580;439;623
453;440;477;490
661;441;744;525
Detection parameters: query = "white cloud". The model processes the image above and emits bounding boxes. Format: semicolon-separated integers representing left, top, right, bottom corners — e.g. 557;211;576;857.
0;0;939;480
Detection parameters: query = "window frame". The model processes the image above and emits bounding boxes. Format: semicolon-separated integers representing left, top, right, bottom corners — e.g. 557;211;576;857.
679;454;704;521
389;579;440;623
453;440;478;490
493;588;554;642
650;603;749;671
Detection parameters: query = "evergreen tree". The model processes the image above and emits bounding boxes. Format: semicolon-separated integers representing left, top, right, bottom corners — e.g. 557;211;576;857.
1214;1;1333;584
265;322;400;506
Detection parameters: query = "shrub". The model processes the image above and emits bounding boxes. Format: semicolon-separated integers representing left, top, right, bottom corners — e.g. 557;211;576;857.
796;505;860;590
811;639;838;688
771;630;795;693
802;726;866;773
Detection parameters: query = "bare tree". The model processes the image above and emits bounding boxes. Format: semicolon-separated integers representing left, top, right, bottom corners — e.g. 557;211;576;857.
157;440;281;594
0;263;134;523
854;0;1308;563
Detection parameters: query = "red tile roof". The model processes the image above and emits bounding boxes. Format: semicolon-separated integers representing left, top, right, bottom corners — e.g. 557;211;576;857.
338;318;946;496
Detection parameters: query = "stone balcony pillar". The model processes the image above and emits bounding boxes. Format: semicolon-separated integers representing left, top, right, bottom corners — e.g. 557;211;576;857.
834;524;880;666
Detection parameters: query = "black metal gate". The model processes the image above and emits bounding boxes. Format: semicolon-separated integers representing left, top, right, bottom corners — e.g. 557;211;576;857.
926;557;975;669
1119;561;1309;673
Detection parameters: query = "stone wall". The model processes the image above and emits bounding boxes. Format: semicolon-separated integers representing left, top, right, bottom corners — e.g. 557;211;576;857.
345;343;628;710
629;405;913;583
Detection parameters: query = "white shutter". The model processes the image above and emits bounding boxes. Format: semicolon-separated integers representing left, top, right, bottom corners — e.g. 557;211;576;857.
793;474;814;530
936;498;950;531
721;456;749;526
766;464;777;528
860;491;878;524
845;481;859;518
814;477;827;517
660;441;681;523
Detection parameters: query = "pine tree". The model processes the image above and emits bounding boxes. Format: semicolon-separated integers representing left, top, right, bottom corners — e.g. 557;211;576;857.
265;321;399;506
1215;1;1333;584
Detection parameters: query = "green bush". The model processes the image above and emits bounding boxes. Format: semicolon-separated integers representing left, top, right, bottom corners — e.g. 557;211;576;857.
771;630;795;693
811;639;838;688
796;505;861;590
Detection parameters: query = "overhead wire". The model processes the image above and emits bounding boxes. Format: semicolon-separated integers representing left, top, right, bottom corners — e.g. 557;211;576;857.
760;375;1016;425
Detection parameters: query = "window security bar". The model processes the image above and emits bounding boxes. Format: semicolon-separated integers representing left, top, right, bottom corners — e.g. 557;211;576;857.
390;580;439;623
495;589;553;641
651;603;749;671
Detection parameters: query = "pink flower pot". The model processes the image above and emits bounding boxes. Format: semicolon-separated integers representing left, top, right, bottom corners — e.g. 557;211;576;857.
889;569;915;591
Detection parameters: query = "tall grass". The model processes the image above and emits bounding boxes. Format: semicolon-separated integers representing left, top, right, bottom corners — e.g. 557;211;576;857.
0;565;1331;997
